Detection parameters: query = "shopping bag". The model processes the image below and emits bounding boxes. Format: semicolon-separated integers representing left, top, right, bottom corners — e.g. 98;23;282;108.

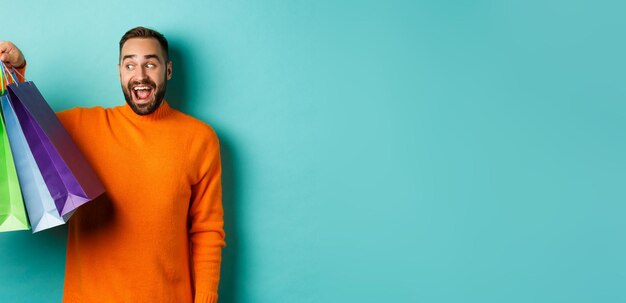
1;94;67;232
6;80;105;217
0;97;30;232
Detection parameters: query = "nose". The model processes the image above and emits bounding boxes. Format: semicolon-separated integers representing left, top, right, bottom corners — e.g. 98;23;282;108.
135;66;148;80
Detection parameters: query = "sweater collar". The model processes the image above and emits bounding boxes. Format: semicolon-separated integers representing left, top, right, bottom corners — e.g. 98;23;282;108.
120;99;174;122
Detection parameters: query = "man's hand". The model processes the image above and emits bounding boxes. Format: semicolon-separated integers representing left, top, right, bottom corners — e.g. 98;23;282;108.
0;41;26;68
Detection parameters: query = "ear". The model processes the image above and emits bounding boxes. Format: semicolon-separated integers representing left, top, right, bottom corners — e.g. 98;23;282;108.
166;60;172;80
118;63;122;80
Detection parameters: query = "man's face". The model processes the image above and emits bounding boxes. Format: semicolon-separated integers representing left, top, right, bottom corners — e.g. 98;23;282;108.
119;38;172;115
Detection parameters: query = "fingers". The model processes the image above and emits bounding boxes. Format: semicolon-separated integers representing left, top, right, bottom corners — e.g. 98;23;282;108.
0;41;25;68
0;41;10;64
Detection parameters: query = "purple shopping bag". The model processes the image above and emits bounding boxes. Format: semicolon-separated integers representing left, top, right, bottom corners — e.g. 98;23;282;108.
6;81;105;216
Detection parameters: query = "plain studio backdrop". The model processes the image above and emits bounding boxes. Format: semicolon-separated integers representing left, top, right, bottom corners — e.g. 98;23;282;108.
1;1;625;302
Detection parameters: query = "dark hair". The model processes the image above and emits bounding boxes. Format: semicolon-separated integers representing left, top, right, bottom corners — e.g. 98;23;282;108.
119;26;169;62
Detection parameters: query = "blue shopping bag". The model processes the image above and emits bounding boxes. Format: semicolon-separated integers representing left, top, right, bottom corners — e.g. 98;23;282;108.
0;64;29;232
1;94;67;232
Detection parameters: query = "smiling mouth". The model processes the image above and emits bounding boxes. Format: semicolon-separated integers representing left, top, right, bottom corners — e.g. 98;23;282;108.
132;85;154;104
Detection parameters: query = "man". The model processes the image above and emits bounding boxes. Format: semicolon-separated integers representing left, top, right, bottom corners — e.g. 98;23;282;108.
0;27;226;303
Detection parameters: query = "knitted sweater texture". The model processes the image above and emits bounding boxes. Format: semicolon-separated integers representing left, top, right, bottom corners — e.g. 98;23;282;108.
56;100;225;303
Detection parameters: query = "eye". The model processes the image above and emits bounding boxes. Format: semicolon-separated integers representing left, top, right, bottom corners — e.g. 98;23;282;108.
125;64;135;71
146;63;156;69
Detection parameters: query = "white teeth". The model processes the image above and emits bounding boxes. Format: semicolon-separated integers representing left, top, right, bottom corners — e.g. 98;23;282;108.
133;87;151;91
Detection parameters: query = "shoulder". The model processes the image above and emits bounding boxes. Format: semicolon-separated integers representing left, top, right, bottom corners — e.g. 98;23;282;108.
56;106;107;129
171;111;221;172
56;105;107;118
172;110;220;144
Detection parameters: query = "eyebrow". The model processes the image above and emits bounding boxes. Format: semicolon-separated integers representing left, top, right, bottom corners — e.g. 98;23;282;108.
121;54;162;63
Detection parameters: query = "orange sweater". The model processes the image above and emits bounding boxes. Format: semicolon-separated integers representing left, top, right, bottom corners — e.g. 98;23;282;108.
55;100;225;303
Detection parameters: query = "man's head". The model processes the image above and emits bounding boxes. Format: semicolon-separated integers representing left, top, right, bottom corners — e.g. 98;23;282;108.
119;26;172;115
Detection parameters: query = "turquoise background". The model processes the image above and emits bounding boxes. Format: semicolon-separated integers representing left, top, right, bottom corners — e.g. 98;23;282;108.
2;0;625;302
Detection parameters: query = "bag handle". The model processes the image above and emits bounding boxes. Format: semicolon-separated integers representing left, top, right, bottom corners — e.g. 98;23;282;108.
0;64;4;95
0;61;7;94
0;61;22;95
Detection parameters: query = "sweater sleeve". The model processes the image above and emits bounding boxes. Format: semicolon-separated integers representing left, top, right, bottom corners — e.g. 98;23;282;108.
188;127;226;303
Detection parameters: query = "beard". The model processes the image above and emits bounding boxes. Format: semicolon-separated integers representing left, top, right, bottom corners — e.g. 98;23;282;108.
122;77;167;116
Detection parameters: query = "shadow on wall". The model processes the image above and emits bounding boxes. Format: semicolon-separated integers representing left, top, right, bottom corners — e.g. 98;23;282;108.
167;41;241;303
165;43;189;112
218;135;241;303
165;40;190;112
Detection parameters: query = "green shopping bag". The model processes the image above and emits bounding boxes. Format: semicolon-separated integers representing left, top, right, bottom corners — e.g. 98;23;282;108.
0;69;29;232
